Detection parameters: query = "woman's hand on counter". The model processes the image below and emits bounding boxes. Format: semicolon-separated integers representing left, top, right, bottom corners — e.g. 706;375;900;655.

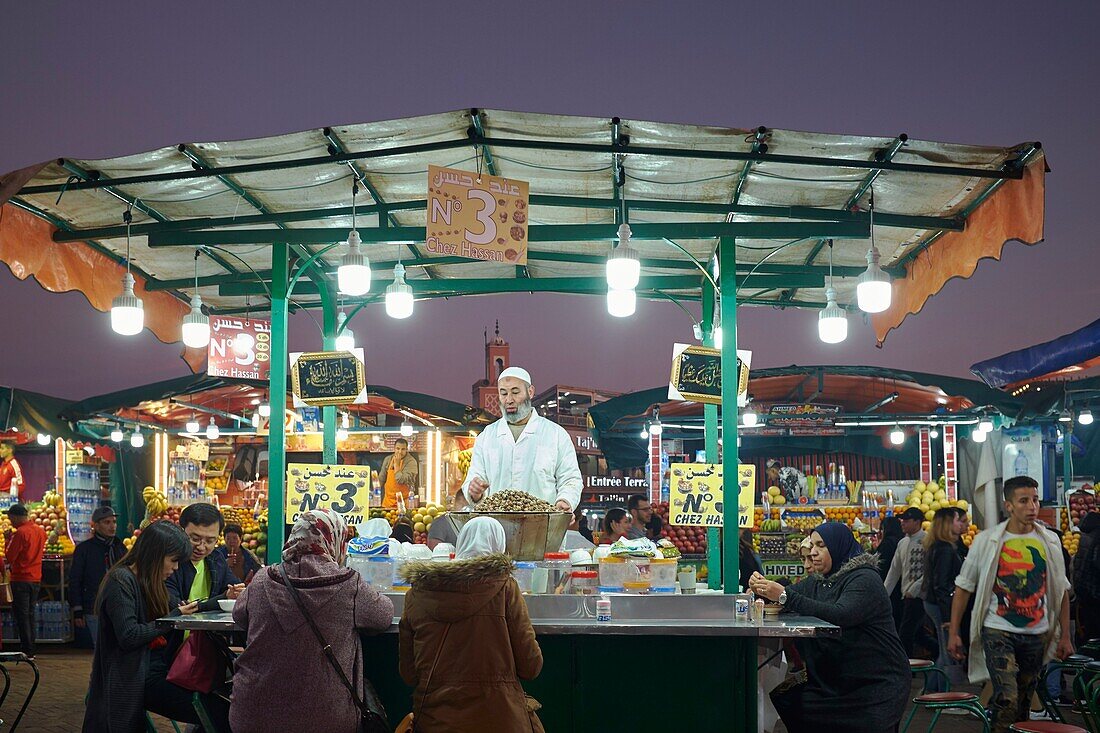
748;572;784;603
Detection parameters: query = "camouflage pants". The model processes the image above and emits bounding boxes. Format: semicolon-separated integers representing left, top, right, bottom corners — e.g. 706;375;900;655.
982;628;1046;733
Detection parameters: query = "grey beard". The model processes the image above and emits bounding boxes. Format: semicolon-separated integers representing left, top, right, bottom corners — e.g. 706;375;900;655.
505;400;534;424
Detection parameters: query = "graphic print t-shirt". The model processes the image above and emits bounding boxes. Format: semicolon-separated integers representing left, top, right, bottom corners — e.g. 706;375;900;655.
984;530;1049;634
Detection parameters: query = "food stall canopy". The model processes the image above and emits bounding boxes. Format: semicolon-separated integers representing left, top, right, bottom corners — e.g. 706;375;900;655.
0;385;85;443
1;109;1045;346
970;316;1100;389
59;372;493;428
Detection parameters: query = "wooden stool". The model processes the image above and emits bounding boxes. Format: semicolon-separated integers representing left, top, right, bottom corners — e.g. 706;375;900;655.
1008;723;1087;733
910;658;952;694
901;691;989;733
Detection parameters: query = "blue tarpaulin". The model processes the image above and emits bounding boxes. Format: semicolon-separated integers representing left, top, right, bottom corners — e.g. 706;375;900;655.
971;317;1100;388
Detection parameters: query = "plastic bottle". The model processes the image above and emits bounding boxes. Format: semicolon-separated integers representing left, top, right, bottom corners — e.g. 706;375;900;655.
1014;451;1029;477
596;597;612;622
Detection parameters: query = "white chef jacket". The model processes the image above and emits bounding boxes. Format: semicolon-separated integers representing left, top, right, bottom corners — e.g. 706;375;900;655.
461;413;583;511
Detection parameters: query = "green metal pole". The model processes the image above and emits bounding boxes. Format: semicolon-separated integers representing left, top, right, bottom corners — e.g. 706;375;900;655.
318;285;338;465
718;236;740;593
267;242;289;565
701;281;722;590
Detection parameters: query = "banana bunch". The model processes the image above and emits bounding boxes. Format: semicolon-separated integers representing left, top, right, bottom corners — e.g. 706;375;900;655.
142;485;169;523
42;490;64;509
457;449;473;480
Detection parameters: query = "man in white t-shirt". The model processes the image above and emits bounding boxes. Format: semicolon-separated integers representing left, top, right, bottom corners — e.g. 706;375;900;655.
948;476;1073;733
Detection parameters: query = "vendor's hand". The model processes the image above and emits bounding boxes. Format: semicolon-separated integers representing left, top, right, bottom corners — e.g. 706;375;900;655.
227;583;245;600
1056;634;1075;660
467;477;489;502
178;601;200;616
947;633;966;661
555;500;572;512
748;572;784;603
74;617;86;628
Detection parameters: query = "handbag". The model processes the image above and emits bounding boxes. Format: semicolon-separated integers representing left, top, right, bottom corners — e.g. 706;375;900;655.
166;630;221;693
277;564;389;733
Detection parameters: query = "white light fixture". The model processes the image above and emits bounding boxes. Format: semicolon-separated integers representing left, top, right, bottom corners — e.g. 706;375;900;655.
181;252;210;348
1080;408;1095;426
972;428;987;443
978;416;994;433
130;428;145;448
400;419;415;438
385;263;414;319
110;425;124;442
606;223;641;290
206;417;220;440
1058;409;1072;423
336;426;349;442
889;426;905;445
251;412;260;428
337;183;371;296
712;324;723;350
334;311;355;351
36;432;51;446
258;402;271;418
639;428;648;439
648;420;663;437
929;428;940;439
742;409;758;428
185;417;201;434
606;288;636;318
111;209;144;335
818;288;848;344
855;190;892;313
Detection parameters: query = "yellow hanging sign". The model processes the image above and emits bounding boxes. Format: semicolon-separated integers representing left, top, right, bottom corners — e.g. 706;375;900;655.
668;463;756;527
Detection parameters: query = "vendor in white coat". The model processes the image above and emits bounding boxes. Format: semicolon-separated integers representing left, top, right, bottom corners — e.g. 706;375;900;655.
462;367;583;512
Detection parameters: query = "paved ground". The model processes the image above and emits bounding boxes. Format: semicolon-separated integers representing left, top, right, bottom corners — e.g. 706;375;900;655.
0;647;1090;731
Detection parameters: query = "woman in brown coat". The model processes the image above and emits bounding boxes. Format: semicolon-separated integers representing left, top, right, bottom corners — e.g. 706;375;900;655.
399;517;544;732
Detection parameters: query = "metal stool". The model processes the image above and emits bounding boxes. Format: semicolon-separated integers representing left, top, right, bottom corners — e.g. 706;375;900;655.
901;691;990;733
1008;723;1088;733
1072;661;1100;733
0;652;40;732
1039;654;1096;722
910;658;952;693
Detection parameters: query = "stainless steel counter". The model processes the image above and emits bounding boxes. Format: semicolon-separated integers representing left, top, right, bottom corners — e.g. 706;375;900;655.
158;593;839;638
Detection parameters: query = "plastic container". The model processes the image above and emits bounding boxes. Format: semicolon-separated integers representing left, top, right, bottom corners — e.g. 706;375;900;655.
512;561;538;594
569;570;599;595
597;585;624;594
650;587;676;594
623;580;651;595
366;557;394;590
624;557;651;582
598;557;628;588
649;558;677;587
596;597;612;622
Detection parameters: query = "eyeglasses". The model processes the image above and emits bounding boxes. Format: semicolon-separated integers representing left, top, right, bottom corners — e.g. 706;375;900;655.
188;534;220;547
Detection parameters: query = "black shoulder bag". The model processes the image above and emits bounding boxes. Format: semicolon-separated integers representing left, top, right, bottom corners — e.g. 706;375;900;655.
277;564;390;733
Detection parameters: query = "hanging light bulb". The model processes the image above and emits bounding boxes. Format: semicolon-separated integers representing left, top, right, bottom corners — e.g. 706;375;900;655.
186;416;201;434
36;432;51;446
385;263;414;319
818;288;848;344
334;311;355;351
251;412;260;428
258;402;271;418
639;428;648;439
889;425;905;445
712;321;723;350
648;419;663;437
181;252;209;348
1058;409;1072;423
606;288;636;318
856;191;892;314
130;428;145;448
929;428;940;439
206;417;220;440
336;425;349;442
400;419;415;438
972;428;987;443
978;416;994;433
110;425;124;442
337;183;371;295
111;209;145;335
606;223;641;290
742;409;758;428
1079;408;1095;426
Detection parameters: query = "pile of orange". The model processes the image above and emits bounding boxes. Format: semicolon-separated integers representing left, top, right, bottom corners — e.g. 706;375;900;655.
961;523;980;547
824;506;862;527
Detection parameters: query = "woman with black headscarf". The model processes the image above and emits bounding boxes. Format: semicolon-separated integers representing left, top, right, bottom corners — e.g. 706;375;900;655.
749;522;909;733
877;516;905;628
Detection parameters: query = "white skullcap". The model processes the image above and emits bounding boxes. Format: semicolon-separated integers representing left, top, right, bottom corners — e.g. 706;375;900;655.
497;366;532;385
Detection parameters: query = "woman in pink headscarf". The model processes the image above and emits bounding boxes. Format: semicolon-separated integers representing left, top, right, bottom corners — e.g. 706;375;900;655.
230;510;394;733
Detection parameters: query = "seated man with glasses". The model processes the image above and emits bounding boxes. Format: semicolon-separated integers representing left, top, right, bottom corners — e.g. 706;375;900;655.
167;502;245;613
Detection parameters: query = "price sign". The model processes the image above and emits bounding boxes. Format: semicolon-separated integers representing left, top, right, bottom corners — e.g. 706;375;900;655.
208;317;271;381
668;463;755;528
668;344;751;406
426;165;530;265
285;463;371;526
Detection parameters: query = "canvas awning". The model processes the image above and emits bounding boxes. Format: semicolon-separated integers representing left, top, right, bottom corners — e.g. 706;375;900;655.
970;316;1100;389
0;109;1045;350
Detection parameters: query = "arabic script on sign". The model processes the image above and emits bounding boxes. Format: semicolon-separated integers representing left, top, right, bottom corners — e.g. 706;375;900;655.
668;463;755;528
285;463;371;525
426;165;530;265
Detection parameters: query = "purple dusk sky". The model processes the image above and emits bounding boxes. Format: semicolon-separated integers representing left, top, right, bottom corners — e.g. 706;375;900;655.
1;2;1097;404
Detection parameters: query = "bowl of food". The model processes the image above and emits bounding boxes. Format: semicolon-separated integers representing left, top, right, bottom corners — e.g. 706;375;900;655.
218;599;236;613
448;490;571;561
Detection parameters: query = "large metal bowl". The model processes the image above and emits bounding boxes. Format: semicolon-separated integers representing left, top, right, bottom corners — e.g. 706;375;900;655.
446;511;571;561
